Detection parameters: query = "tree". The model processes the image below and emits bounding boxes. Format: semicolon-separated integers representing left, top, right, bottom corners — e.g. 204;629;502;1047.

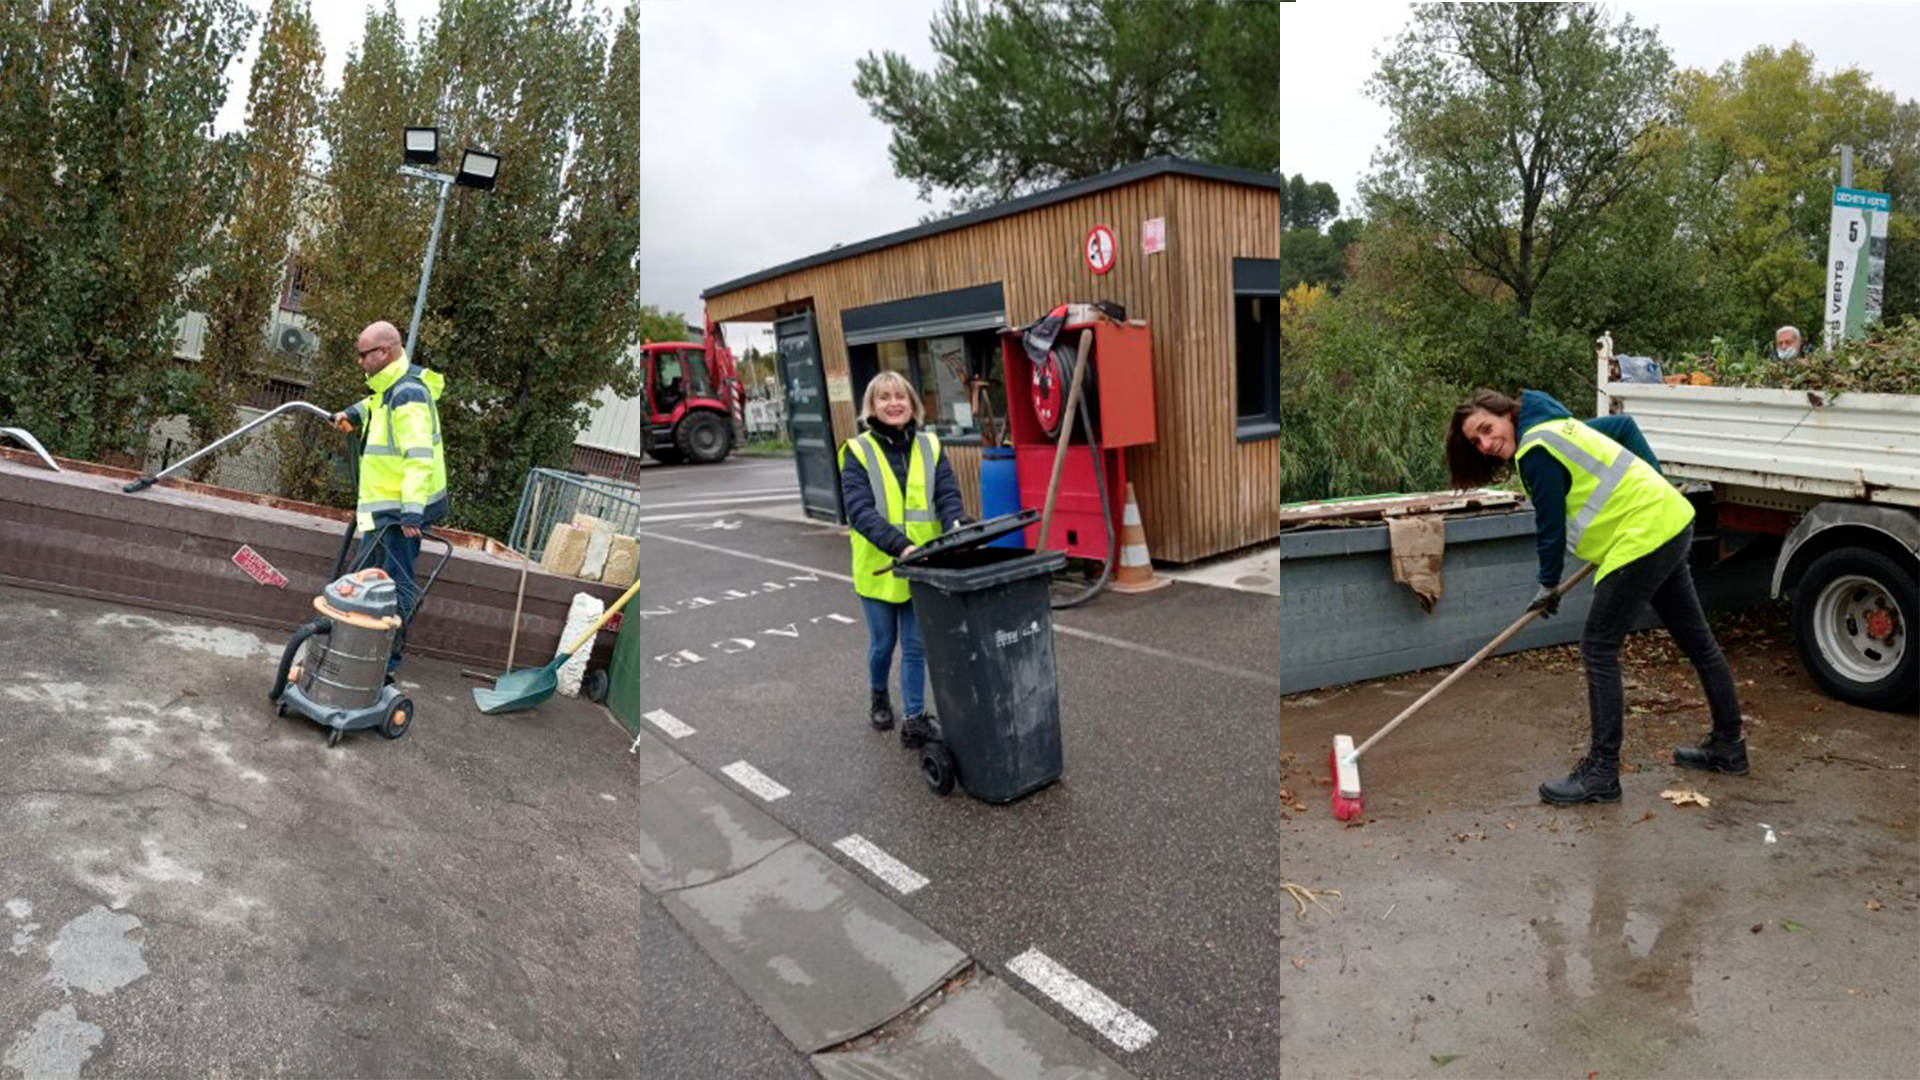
1277;173;1360;290
189;0;324;478
0;0;254;463
1282;174;1339;231
854;0;1277;212
1671;45;1908;345
280;0;641;543
1364;3;1673;321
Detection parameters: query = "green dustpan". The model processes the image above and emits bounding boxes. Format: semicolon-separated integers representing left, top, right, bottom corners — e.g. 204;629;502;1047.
475;578;639;715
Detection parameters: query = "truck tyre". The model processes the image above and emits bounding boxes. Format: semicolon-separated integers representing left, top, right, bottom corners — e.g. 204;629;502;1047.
1792;546;1917;712
677;411;731;464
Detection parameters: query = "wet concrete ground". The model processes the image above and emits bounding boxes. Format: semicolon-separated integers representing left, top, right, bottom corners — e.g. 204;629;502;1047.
0;582;803;1079
1279;603;1920;1078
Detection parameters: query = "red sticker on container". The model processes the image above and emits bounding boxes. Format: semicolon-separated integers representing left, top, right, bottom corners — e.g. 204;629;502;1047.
232;544;289;588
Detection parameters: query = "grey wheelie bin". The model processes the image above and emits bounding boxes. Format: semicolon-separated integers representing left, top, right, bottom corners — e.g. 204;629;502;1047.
892;510;1067;803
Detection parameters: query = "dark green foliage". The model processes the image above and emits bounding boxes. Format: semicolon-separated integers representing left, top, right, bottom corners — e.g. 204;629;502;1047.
1667;318;1920;395
189;0;324;479
854;0;1277;212
0;0;254;463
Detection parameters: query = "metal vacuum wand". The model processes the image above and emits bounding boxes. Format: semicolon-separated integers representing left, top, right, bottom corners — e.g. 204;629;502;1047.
122;401;337;493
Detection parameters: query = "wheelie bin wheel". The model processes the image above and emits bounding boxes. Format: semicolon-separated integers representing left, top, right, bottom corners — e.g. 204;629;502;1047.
583;668;610;705
327;727;343;748
920;742;955;796
380;697;413;740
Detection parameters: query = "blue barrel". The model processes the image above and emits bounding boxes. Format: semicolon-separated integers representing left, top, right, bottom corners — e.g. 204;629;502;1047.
978;447;1024;548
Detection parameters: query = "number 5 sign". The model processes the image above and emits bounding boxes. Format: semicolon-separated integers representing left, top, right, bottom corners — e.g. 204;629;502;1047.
1084;224;1116;276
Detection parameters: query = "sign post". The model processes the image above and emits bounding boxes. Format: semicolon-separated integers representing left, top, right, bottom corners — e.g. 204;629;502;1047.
1823;186;1890;349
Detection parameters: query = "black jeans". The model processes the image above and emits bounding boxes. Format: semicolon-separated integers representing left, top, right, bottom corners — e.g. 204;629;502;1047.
1581;524;1743;760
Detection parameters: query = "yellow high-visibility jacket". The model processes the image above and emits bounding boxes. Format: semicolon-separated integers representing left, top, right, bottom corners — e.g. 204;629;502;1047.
344;351;449;534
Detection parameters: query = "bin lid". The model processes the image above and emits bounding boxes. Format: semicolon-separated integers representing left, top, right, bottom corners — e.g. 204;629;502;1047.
893;510;1038;569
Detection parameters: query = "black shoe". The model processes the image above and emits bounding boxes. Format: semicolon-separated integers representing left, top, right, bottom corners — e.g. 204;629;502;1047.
1540;754;1622;805
869;690;896;731
1674;733;1749;776
900;712;937;749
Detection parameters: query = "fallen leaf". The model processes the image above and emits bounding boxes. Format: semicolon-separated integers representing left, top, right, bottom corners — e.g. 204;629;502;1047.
1431;1053;1460;1067
1293;803;1308;812
1660;788;1711;807
1292;956;1307;970
1504;821;1516;831
1781;920;1808;933
1867;898;1884;912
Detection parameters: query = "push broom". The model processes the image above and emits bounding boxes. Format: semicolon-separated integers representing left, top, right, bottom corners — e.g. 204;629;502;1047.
1330;562;1596;821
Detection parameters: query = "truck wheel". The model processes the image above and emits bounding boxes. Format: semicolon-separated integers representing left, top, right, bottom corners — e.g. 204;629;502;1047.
1792;547;1917;712
677;412;731;464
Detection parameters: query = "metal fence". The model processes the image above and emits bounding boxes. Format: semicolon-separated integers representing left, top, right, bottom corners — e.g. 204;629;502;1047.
508;468;643;561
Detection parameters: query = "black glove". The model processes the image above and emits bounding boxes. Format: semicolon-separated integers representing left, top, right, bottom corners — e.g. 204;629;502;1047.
1527;583;1562;619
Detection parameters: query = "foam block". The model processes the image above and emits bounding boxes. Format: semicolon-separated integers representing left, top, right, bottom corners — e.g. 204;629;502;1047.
602;536;638;588
581;528;613;580
555;591;604;698
541;523;588;577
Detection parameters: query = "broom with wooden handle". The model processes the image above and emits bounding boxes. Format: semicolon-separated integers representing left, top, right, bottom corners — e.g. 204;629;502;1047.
1330;562;1596;822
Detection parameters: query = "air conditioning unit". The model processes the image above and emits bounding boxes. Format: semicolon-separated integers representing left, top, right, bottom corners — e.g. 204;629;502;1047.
277;326;317;356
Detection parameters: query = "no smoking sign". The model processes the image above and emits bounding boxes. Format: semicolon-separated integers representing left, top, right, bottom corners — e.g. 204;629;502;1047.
1084;224;1116;276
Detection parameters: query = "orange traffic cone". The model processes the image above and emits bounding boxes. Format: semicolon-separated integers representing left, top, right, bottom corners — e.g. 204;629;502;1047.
1109;482;1169;594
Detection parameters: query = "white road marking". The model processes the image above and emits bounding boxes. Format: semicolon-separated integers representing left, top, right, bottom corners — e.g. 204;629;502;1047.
643;709;695;739
833;835;929;895
638;529;1283;688
721;761;790;802
1006;948;1157;1053
640;492;798;509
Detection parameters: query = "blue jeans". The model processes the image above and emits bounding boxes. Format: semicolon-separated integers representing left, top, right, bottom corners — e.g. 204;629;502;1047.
355;528;421;674
860;596;925;717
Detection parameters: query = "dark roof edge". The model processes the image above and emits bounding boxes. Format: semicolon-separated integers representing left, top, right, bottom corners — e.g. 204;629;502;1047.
701;156;1282;302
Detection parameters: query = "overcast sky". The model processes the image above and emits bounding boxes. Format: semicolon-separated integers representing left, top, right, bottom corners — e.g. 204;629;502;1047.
1282;2;1920;218
640;0;947;354
215;0;622;133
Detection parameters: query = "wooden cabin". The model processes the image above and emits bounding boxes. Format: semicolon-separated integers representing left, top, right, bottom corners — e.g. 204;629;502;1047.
701;157;1281;564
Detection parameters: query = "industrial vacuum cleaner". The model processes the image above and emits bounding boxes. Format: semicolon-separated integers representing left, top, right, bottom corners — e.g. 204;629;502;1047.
268;525;451;747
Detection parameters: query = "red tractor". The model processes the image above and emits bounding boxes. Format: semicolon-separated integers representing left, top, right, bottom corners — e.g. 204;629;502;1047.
640;332;744;465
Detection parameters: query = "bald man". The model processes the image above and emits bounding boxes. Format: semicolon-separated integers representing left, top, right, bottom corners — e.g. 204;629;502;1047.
332;321;450;677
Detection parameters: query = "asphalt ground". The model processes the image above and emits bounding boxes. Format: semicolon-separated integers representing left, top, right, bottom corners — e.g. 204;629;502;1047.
636;511;1283;1080
0;583;807;1079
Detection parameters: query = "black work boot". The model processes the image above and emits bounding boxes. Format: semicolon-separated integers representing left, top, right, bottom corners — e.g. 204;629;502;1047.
900;712;937;749
1673;732;1749;776
1539;753;1622;805
869;690;896;731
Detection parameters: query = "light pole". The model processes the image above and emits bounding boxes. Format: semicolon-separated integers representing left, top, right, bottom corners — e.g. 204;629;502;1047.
398;127;501;358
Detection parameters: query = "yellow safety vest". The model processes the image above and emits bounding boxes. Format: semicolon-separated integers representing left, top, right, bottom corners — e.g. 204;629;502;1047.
840;429;942;603
347;351;449;534
1516;417;1693;581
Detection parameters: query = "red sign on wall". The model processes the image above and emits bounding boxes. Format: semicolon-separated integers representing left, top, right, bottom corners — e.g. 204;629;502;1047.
1085;224;1117;275
232;544;289;588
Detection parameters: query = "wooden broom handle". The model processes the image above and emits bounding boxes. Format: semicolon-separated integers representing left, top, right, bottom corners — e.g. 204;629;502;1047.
1350;562;1597;760
1036;326;1095;548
